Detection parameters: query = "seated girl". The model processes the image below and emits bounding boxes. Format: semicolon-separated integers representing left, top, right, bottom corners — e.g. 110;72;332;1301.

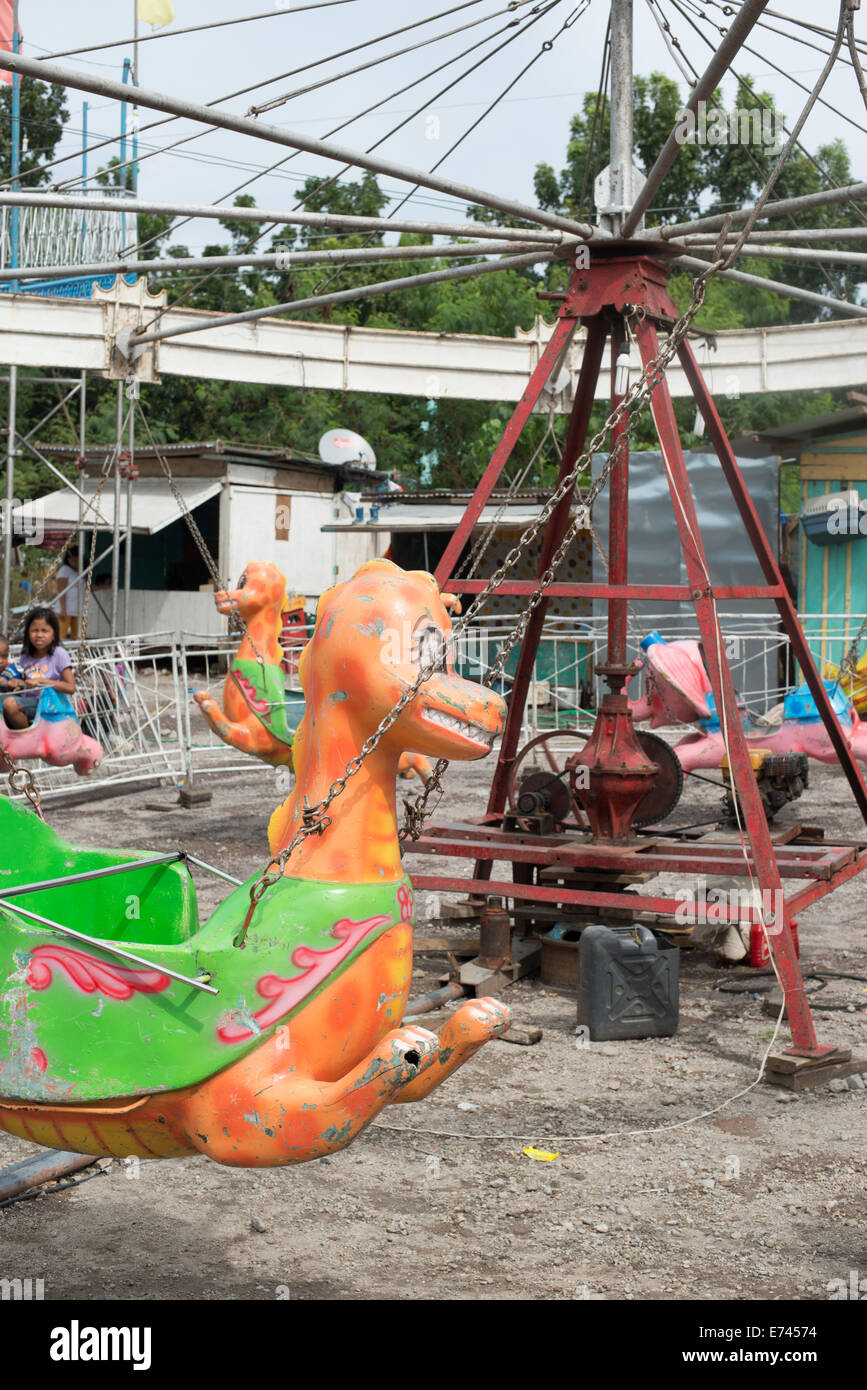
1;607;75;730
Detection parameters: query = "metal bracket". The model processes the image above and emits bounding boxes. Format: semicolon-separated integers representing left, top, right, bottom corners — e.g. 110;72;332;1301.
93;274;165;384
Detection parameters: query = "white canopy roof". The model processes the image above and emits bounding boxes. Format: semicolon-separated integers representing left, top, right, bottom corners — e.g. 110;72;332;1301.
13;477;222;537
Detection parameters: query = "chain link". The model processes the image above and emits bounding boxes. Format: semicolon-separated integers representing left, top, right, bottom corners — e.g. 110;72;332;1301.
237;261;723;941
0;742;44;820
135;402;276;674
398;266;722;839
834;612;867;689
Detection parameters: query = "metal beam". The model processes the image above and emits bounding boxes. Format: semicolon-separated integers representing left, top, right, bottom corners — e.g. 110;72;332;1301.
678;242;867;268
683;226;867;244
673;254;867;319
0;48;595;239
621;0;771;237
0;239;564;284
130;249;556;349
0;189;574;245
656;181;867;240
3;287;867;399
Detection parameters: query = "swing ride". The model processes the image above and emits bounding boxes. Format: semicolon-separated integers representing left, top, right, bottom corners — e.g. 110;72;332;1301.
193;559;434;783
1;0;867;1179
0;560;509;1163
0;686;103;776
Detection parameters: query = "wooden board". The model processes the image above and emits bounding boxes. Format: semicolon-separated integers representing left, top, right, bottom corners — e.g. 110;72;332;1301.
765;1048;865;1092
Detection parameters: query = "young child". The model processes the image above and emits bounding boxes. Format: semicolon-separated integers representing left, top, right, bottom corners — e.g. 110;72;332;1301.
1;607;75;730
0;633;24;694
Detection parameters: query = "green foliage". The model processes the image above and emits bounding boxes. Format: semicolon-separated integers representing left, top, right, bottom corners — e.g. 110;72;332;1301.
4;72;864;500
0;77;68;185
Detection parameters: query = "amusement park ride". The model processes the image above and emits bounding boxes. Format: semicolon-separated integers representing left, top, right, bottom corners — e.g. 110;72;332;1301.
1;0;867;1178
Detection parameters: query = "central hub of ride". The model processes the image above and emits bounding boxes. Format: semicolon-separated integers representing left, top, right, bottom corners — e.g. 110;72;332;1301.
569;663;658;843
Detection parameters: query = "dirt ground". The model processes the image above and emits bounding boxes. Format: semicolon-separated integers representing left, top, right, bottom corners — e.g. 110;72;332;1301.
1;755;865;1302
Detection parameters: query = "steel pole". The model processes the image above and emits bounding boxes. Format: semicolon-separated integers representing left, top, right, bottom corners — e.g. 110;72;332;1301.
0;190;574;244
673;253;867;318
124;395;133;633
111;382;121;636
9;4;20;288
683;226;867;244
2;363;16;630
0;1149;97;1205
130;249;557;350
607;0;633;235
656;181;867;240
77;370;85;634
0;48;596;238
621;0;771;237
132;0;139;194
673;243;867;268
0;239;567;283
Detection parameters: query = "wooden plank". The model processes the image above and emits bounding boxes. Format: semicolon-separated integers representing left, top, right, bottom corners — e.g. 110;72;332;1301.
413;936;479;956
765;1049;864;1092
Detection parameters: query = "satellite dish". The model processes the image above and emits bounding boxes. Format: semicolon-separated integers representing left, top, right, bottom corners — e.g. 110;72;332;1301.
318;428;376;468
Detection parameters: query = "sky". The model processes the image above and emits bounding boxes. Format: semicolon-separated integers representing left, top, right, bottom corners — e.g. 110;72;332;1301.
12;1;867;254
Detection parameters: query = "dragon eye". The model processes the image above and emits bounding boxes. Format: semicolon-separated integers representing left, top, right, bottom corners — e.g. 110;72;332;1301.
412;623;447;672
238;571;248;588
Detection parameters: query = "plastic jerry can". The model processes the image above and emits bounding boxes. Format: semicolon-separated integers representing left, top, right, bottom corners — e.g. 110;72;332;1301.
577;923;679;1041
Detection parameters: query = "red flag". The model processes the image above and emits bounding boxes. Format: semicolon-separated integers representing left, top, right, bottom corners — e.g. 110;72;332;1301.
0;0;17;86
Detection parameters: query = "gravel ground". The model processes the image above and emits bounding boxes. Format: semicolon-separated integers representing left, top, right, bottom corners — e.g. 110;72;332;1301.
0;756;864;1302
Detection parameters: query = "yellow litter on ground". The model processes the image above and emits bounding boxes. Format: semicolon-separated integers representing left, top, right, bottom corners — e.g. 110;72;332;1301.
523;1146;559;1162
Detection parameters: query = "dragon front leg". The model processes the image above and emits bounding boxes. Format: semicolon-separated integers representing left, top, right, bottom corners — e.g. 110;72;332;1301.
173;1025;441;1167
193;691;263;757
391;997;510;1104
397;752;434;782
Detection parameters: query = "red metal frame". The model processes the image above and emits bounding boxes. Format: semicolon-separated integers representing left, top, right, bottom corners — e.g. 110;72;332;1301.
415;251;867;1059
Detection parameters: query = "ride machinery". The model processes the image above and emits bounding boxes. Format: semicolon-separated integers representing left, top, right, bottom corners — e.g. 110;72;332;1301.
407;240;867;1085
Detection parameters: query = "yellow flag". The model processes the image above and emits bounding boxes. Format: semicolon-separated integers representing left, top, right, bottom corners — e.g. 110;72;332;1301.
137;0;175;27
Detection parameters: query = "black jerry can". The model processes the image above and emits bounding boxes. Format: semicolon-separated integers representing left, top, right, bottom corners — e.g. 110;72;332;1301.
577;923;679;1041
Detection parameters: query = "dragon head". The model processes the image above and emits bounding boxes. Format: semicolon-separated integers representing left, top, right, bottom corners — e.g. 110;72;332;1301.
215;562;287;621
300;559;504;762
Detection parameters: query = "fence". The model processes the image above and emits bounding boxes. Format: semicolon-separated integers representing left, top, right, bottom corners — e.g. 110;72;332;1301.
0;187;136;277
1;614;862;806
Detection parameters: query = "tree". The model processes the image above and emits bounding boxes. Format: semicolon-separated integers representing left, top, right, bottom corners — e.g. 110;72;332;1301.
0;76;68;185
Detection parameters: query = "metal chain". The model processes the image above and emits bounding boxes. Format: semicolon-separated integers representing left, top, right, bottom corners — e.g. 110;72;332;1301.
235;260;724;942
2;434;122;819
455;405;562;583
0;742;44;820
134;401;274;672
400;262;722;839
834;612;867;689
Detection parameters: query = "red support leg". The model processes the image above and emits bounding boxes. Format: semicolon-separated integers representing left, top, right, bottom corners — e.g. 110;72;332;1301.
677;334;867;823
435;311;580;588
637;318;826;1056
607;316;629;665
484;316;608;818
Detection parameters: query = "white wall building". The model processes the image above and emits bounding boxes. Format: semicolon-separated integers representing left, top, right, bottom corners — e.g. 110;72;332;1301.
28;441;389;636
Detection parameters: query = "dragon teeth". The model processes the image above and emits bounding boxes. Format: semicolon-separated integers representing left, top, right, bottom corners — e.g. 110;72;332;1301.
423;708;494;746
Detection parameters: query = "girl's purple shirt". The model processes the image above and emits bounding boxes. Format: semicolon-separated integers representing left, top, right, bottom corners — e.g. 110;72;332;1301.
18;645;72;682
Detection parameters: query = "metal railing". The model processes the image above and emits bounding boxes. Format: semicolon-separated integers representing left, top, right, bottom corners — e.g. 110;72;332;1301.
0;614;861;805
0;187;137;275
